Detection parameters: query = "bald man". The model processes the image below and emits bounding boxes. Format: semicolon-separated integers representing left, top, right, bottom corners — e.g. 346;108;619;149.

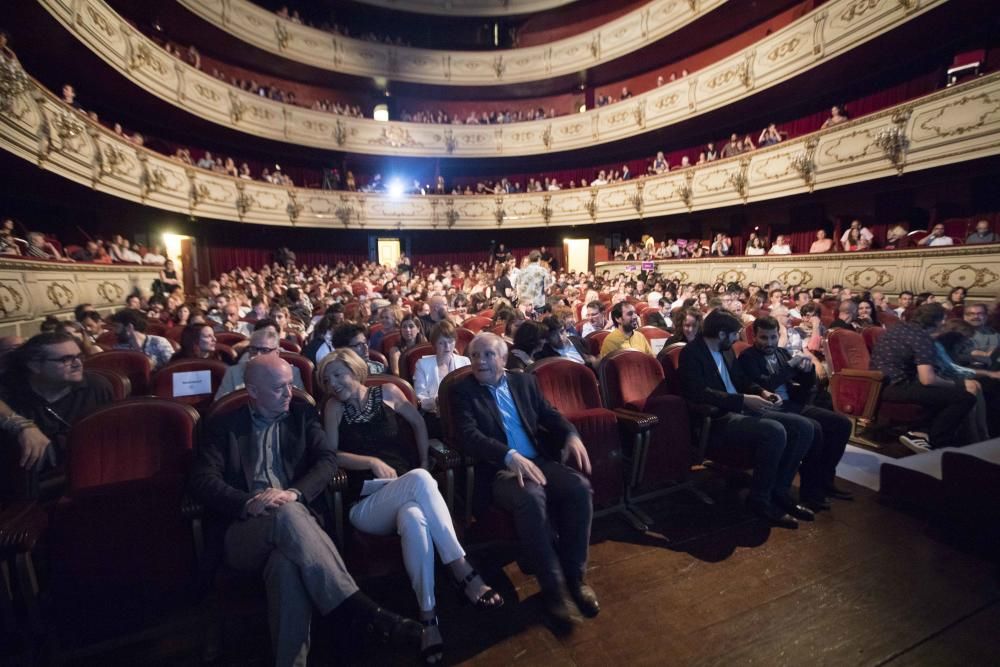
190;354;420;666
452;333;597;634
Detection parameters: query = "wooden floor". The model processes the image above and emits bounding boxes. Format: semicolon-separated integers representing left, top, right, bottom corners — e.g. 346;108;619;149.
49;472;1000;667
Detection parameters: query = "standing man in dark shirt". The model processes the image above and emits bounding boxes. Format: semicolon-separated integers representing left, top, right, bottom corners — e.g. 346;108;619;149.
492;243;510;266
870;303;976;451
0;332;112;499
738;317;854;509
539;245;557;271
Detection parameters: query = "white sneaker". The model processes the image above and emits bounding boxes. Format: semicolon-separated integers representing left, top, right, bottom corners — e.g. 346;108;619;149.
899;433;931;454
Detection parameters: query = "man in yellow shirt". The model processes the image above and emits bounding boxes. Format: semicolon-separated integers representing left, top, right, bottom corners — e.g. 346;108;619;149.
600;302;653;357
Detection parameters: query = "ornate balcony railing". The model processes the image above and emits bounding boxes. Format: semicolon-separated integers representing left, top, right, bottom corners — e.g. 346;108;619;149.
39;0;945;158
174;0;724;85
348;0;577;16
2;60;998;230
0;257;160;332
596;244;1000;301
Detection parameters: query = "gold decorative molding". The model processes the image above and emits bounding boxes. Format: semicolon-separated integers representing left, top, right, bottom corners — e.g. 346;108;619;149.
596;244;1000;301
39;0;948;158
177;0;724;86
0;262;159;333
2;71;1000;230
927;264;999;289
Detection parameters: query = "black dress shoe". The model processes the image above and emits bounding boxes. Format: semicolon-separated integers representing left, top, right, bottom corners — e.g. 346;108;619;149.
366;607;423;649
801;497;831;512
826;486;854;501
566;581;600;618
540;588;575;635
782;503;816;522
748;500;799;529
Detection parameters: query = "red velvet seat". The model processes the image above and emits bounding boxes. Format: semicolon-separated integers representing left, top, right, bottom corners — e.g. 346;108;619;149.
462;316;492;333
369;348;389;370
599;350;690;492
95;330;118;348
84;350;152;395
278;338;301;353
214;332;247;347
639;326;669;345
585;330;610;356
880;310;902;329
279;351;316;399
437;366;518;543
378;330;401;355
214;342;238;365
657;344;756;471
528;358;625;511
164;326;185;342
152;358;230;413
862;326;885;352
824;328;922;430
47;399;200;641
365;374;417;406
146;322;168;337
455;327;475;354
477;308;494;319
402;343;434;383
84;368;131;400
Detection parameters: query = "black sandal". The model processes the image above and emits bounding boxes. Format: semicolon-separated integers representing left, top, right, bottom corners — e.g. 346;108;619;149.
420;616;444;665
453;569;504;610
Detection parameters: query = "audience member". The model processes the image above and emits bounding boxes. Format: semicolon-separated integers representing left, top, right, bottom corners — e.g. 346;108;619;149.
918;223;954;247
870;303;976;452
677;310;814;527
453;333;597;633
600;302;652;357
965;219;997;244
320;348;502;661
808;230;834;253
215;328;305;399
413;320;470;436
738;316;853;509
190;353;422;665
332;323;385;374
110;308;173;370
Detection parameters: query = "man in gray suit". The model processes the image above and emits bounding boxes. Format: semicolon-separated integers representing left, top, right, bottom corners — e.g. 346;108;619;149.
190;354;420;666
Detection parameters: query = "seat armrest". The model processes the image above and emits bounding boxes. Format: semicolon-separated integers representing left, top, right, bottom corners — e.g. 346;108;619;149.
428;439;462;471
686;401;718;418
839;368;885;381
330;468;349;493
0;501;47;555
829;370;884;419
612;408;659;435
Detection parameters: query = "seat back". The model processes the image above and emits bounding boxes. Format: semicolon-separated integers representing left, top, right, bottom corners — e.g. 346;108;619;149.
657;343;686;395
732;341;751;358
366;374;418;407
826;329;870;373
529;357;601;413
84;368;131;401
742;322;755;343
84;350;152;395
530;358;623;508
585;330;610;356
455;327;475;354
215;342;238;365
146;322;168;337
599;349;691;486
436;366;476;452
477;308;494;319
862;326;885;352
379;330;402;355
68;399;200;492
278;338;301;353
95;330;118;348
369;349;389;369
880;310;902;329
214;332;247;347
639;326;669;343
204;388;316;424
403;343;434;383
598;349;665;411
280;351;316;398
152;358;230;413
164;326;185;342
462;316;492;333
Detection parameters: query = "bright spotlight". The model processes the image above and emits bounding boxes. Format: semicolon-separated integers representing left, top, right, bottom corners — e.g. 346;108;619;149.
388;178;404;197
373;104;389;122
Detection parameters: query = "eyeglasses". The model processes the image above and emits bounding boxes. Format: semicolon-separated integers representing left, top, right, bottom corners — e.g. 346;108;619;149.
44;354;83;366
247;346;278;355
348;340;368;350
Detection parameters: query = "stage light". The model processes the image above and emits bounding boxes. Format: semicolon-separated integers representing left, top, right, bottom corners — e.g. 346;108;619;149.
373;104;389;122
388;178;404;197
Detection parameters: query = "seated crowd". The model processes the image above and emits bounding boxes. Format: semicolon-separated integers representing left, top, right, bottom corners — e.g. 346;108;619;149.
610;217;998;261
2;244;998;665
0;219;170;265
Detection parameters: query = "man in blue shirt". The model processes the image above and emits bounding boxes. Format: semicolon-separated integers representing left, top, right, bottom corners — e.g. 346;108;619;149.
453;333;596;634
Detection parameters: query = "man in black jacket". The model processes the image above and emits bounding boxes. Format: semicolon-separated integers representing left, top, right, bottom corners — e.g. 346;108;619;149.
190;354;419;666
678;310;815;528
737;316;854;509
453;333;597;633
536;315;598;369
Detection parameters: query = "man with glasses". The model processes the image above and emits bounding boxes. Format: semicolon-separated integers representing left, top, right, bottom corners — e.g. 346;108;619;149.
215;329;304;400
0;332;112;499
331;324;385;374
